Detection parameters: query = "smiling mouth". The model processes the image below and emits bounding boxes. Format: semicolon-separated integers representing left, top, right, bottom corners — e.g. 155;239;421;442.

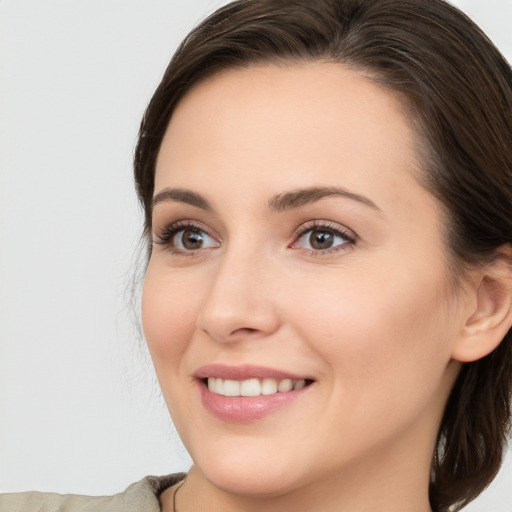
197;366;315;421
204;377;314;397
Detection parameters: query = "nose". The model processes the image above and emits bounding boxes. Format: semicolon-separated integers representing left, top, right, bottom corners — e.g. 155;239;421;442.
196;247;280;344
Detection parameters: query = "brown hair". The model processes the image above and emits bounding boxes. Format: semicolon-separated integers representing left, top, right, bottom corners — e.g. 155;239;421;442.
134;1;512;510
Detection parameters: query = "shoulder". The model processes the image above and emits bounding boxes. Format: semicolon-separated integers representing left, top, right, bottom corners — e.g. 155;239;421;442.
0;473;186;512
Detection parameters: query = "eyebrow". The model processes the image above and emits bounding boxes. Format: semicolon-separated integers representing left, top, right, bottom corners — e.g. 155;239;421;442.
152;186;380;213
152;188;213;211
268;186;381;212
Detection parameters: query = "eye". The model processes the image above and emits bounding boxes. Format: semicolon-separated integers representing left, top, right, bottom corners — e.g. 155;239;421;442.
154;221;220;253
291;222;355;253
173;228;218;251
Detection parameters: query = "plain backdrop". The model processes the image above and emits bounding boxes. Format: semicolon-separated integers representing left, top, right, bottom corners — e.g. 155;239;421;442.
1;1;511;510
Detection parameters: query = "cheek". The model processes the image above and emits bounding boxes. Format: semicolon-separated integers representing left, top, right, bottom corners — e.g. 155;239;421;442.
141;264;197;365
286;262;455;390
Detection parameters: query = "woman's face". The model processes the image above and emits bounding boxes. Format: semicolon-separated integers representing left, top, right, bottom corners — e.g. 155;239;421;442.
142;64;465;497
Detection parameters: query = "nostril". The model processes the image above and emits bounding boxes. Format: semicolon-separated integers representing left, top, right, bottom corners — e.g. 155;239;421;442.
233;327;258;335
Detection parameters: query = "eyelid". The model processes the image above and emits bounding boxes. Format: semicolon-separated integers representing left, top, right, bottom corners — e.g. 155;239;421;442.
153;219;221;252
289;220;357;253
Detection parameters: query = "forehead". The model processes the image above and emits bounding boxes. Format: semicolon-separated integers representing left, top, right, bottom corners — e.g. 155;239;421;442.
155;63;425;213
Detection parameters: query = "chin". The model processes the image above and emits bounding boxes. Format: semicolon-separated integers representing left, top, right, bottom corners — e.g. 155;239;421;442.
191;444;308;498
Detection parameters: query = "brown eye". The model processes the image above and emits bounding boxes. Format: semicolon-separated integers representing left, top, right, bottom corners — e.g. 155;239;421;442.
309;230;335;250
179;229;205;250
172;228;219;251
292;224;354;253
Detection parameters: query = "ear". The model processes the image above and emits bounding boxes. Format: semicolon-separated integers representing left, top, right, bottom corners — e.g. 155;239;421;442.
452;247;512;363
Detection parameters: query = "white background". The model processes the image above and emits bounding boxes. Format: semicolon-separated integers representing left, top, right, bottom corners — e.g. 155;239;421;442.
1;1;511;510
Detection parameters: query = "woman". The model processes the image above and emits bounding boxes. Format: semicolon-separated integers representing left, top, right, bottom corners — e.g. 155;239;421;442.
2;0;511;511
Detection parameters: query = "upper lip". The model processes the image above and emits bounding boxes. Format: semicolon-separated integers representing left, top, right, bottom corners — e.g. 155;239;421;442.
194;364;313;381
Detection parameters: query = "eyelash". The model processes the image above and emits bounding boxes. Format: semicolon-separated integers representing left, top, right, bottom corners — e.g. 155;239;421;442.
153;220;356;256
290;221;356;255
153;220;217;255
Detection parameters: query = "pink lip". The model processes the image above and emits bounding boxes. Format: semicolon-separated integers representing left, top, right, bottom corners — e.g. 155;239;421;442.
194;365;314;423
194;364;309;381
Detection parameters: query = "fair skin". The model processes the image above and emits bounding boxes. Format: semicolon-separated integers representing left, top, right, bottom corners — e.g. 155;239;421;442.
142;63;509;512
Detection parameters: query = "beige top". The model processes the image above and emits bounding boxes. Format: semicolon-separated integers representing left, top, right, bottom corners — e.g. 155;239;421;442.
0;473;186;512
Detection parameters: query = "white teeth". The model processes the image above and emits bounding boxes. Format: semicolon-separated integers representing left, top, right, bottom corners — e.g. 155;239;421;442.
213;378;221;394
207;377;309;397
240;378;261;396
294;379;306;390
261;377;278;395
277;379;293;392
223;379;241;396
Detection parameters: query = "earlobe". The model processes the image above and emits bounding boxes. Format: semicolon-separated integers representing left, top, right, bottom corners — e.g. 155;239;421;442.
452;252;512;363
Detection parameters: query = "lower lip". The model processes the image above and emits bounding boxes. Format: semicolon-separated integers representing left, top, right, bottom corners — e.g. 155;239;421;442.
198;381;310;423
